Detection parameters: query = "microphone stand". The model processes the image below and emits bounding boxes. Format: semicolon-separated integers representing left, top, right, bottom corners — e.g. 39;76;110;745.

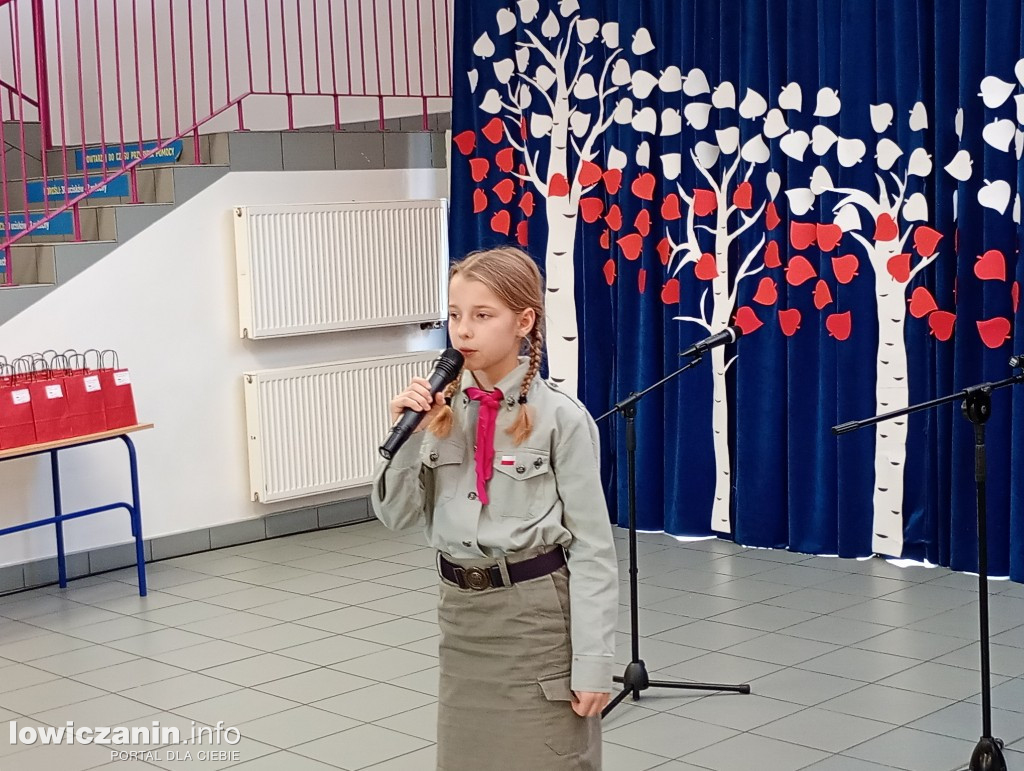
598;351;751;719
833;356;1024;771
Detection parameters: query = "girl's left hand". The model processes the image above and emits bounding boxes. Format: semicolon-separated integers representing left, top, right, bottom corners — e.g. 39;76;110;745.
571;691;610;717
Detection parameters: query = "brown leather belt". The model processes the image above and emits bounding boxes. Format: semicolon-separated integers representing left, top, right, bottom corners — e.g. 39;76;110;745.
438;547;566;591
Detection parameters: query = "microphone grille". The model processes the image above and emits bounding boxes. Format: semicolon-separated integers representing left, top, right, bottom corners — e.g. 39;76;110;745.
436;348;466;381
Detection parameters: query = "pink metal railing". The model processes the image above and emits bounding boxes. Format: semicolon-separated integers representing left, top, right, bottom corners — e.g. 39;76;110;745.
0;0;453;283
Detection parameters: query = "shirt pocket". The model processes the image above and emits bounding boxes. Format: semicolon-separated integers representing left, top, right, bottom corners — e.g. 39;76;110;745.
421;439;465;506
489;448;554;518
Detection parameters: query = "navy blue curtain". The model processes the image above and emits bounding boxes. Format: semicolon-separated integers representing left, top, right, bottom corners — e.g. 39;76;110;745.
450;0;1024;580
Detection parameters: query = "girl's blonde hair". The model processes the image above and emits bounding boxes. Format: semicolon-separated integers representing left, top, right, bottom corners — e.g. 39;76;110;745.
430;246;545;445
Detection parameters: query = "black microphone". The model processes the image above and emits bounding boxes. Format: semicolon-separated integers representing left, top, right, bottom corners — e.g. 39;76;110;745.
679;325;744;358
379;348;465;460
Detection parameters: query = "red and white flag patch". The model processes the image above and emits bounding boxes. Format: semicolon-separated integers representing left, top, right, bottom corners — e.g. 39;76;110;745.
500;455;516;466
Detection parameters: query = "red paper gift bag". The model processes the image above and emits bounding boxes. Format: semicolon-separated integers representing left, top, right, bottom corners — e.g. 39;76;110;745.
29;372;73;442
0;374;36;449
98;351;137;429
63;371;107;436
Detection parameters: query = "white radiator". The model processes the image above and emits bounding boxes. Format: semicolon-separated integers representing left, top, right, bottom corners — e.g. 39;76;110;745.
243;350;441;503
233;200;449;339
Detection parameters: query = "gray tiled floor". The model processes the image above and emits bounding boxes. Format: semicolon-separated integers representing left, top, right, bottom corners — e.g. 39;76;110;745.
1;521;1023;770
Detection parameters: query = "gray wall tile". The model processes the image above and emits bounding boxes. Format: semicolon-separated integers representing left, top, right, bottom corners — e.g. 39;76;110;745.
151;528;212;561
23;552;90;588
89;542;150;573
334;133;385;169
210;518;267;549
318;498;371;528
265;507;318;538
227;132;284;171
0;564;24;595
384;132;434;168
282;132;337;171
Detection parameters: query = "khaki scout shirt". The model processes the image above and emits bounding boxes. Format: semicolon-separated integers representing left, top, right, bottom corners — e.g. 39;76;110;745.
371;358;618;693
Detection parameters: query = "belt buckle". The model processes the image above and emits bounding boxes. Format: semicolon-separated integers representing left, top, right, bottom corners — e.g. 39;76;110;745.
458;566;492;591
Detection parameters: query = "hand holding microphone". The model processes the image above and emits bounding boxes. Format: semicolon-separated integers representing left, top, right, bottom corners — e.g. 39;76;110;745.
379;348;464;460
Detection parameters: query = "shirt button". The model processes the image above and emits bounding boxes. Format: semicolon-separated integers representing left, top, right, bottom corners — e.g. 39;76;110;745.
516;465;526;474
468;492;478;500
462;540;473;547
429;451;439;461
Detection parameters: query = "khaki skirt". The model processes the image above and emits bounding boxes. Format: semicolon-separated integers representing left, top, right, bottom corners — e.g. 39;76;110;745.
435;546;602;771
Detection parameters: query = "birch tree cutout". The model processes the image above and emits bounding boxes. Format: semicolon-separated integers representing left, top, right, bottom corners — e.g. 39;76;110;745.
462;3;657;396
662;80;799;533
794;101;948;556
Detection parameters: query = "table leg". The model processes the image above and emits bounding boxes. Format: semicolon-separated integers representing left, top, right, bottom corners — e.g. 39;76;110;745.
122;435;147;596
50;449;67;588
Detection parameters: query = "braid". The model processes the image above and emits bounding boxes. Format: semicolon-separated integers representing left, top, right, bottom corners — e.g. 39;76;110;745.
429;369;463;438
507;329;543;445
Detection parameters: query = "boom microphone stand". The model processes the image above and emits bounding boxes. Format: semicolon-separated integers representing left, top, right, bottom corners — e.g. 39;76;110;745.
598;347;751;719
833;354;1024;771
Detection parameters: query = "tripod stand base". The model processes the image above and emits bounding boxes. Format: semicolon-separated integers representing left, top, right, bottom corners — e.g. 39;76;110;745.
602;660;751;718
964;736;1006;771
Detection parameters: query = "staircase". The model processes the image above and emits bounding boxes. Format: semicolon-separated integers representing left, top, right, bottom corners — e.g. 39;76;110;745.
0;114;450;325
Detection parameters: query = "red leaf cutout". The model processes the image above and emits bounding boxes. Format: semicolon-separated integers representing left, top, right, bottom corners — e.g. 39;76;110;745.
733;306;764;335
493;178;515;205
778;308;802;336
632;172;656;201
634;209;651;237
786;255;817;286
661;193;682;221
580;197;604;224
929;311;956;341
694;189;717;216
908;287;938;318
764;240;781;268
519;191;535;217
605;204;623;231
974;249;1007;281
816;223;842;252
765;201;781;230
826;311;852;341
887;253;911;283
753;277;778;306
548;173;570;197
602;258;616;286
579;161;602;187
914;226;943;258
603;168;623;195
638;268;647;294
694;252;719;281
1012;281;1020;313
977;317;1012;349
874;212;899;241
656;237;671;266
733;181;753;210
482;117;504;144
473;189;487;213
832;254;859;284
469;158;490;182
599;228;610;250
813;280;833;310
490;210;510;235
516;219;529;247
453;130;475;156
790;222;817;251
495;147;514;173
618;233;643;261
661;278;680;305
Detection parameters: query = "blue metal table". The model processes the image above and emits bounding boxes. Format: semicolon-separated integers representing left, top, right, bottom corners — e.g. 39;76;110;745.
0;423;152;595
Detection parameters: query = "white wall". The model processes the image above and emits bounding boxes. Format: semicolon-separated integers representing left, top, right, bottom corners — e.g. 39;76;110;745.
0;167;448;567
